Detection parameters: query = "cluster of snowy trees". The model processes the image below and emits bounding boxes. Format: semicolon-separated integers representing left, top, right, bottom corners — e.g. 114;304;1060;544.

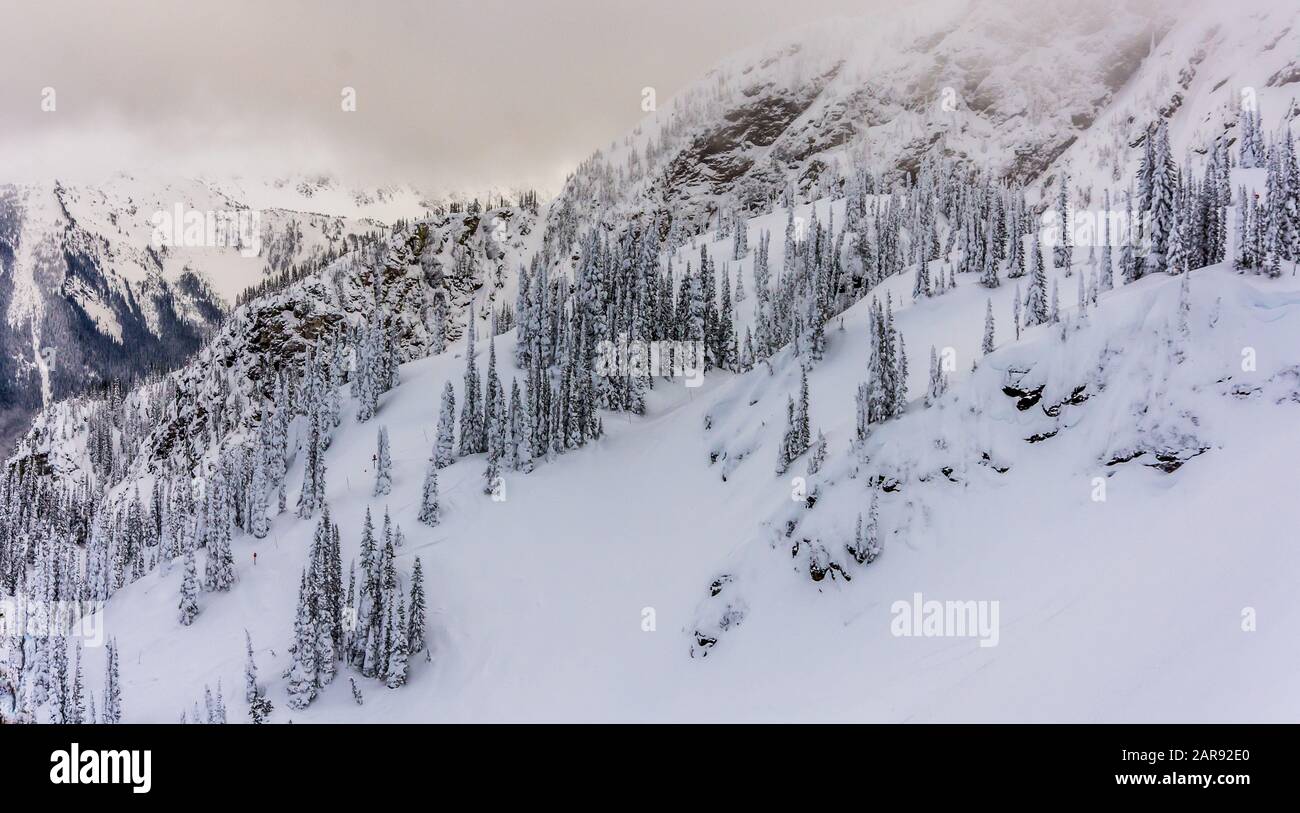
284;504;426;711
0;225;429;722
183;679;229;724
444;324;540;497
776;370;812;475
847;488;884;566
1232;114;1300;276
0;625;120;724
854;295;909;446
517;220;737;417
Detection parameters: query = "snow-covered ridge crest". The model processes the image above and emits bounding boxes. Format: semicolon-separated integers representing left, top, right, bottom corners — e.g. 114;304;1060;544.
8;200;539;495
542;0;1186;259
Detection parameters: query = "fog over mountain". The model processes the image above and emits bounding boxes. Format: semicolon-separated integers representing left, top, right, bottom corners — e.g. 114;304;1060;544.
0;0;924;193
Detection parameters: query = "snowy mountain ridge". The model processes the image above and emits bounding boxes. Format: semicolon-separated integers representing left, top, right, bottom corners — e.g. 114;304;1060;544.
3;0;1300;723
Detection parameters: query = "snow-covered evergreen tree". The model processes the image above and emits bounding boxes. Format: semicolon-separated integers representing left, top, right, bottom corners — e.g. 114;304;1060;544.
982;298;995;355
409;557;427;654
460;314;483;456
296;410;327;519
418;455;440;526
435;381;457;468
374;426;393;496
386;597;409;688
102;638;122;724
1100;189;1114;291
1143;121;1178;275
244;629;258;704
1054;171;1072;270
1024;232;1049;327
848;488;882;565
178;551;199;626
286;570;318;710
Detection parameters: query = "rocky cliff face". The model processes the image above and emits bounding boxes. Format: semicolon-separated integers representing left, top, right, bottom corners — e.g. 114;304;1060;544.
542;0;1174;251
0;176;392;451
9;201;538;489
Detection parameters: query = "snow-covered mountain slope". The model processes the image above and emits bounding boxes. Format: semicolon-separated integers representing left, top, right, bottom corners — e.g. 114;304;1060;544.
9;199;541;489
0;172;537;451
542;0;1300;258
54;214;1300;722
203;174;438;224
1045;0;1300;203
0;175;373;447
5;0;1300;725
543;0;1164;243
204;173;530;225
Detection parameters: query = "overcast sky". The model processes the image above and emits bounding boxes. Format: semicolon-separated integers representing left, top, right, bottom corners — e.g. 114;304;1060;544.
0;0;901;194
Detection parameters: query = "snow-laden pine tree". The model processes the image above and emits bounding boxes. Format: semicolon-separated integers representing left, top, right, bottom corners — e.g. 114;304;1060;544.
49;634;67;723
980;215;1000;289
203;477;236;592
1144;121;1178;275
777;395;798;476
1100;189;1114;291
982;298;995;355
848;487;882;565
418;455;440;526
250;409;271;539
435;381;457;468
1121;187;1141;283
313;569;337;691
353;329;376;424
1166;189;1189;275
1238;100;1263;169
296;410;327;519
428;295;447;355
71;643;85;724
286;570;317;710
244;629;258;704
505;378;522;469
895;333;908;413
409;557;427;655
178;551;199;626
719;267;738;369
1054;172;1072;270
354;509;378;673
514;379;535;473
102;638;121;724
374;426;393;496
482;333;501;451
796;368;811;454
926;345;947;407
914;256;931;299
1024;232;1049;327
387;596;409;689
807;430;827;475
460;312;483;456
214;681;227;723
1175;271;1191;364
